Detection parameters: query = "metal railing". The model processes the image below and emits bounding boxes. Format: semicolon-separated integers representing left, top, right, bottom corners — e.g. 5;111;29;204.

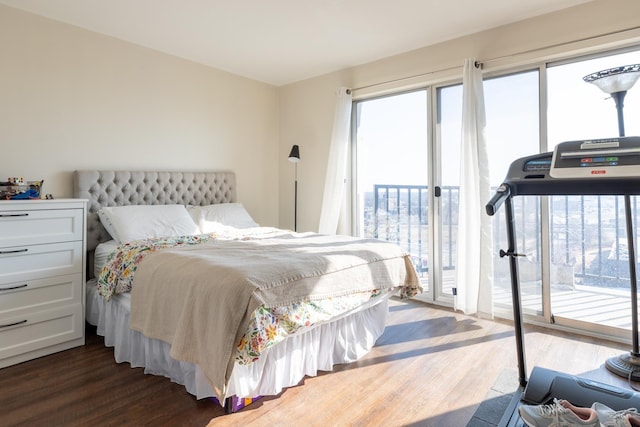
549;195;640;287
370;184;447;273
368;184;640;288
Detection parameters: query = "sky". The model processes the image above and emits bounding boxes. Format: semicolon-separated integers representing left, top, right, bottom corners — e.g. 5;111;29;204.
355;49;640;193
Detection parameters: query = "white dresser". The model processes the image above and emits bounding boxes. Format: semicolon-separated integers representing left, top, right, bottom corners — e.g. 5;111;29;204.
0;199;86;368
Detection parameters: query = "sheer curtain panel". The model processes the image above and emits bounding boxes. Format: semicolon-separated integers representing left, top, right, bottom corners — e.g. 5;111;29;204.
454;59;494;317
318;87;353;235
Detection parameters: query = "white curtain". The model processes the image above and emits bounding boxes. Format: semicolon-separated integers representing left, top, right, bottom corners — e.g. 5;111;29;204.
454;59;494;317
318;87;353;235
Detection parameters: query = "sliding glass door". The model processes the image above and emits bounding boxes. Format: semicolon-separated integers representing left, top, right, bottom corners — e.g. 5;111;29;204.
352;90;433;297
352;73;540;305
351;47;640;342
546;50;640;337
436;71;541;312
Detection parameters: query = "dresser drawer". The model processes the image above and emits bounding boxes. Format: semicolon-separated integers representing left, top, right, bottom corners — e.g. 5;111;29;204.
0;304;83;365
0;208;83;247
0;241;83;285
0;274;82;319
0;199;86;368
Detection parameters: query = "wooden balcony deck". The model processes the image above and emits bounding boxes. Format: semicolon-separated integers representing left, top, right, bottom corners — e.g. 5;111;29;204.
413;270;634;333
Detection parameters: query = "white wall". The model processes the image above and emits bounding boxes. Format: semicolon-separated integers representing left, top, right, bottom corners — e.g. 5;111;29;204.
0;5;279;227
279;0;640;232
3;1;639;233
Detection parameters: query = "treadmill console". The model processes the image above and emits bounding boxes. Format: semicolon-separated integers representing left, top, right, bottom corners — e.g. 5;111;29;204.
550;136;640;179
488;136;640;205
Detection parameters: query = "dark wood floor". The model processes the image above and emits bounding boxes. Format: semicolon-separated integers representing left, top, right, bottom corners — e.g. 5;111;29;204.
1;298;633;427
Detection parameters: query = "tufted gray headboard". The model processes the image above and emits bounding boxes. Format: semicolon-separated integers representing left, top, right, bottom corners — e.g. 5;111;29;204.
73;170;236;274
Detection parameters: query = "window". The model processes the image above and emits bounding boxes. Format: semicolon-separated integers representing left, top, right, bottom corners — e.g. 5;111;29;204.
546;49;640;332
351;46;640;341
353;90;430;290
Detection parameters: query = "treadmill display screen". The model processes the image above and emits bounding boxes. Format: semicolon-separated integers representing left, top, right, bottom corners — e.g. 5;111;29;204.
523;158;551;172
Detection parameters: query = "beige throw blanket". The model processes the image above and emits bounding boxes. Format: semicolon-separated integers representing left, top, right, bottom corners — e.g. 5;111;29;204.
129;233;420;402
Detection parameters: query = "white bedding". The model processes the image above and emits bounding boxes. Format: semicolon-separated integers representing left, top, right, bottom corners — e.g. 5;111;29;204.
75;170;416;409
94;240;119;278
91;224;420;401
86;279;390;400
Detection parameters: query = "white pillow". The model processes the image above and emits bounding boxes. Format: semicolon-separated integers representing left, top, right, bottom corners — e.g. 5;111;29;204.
97;209;122;242
188;203;258;232
98;205;200;243
93;240;119;278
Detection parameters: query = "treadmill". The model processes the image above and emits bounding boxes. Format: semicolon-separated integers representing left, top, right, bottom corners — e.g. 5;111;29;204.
486;136;640;426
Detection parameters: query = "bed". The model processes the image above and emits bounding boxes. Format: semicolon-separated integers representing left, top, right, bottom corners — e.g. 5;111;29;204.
73;170;421;412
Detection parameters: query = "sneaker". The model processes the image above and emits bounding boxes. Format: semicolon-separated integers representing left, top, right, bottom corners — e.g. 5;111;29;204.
518;398;599;427
592;402;639;427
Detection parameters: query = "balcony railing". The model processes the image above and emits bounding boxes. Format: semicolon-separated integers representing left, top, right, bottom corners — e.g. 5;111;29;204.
549;195;640;287
368;184;640;288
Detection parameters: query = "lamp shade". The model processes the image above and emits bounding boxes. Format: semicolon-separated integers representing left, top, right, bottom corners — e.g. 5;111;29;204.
583;64;640;94
288;145;300;163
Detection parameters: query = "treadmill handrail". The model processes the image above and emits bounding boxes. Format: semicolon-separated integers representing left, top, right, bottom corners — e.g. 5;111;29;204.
486;184;511;216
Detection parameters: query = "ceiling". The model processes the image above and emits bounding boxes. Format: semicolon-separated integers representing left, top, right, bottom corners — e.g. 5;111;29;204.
0;0;594;86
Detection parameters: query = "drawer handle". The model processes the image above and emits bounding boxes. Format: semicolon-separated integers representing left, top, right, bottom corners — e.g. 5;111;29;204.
0;284;28;291
0;213;29;218
0;319;27;328
0;248;28;255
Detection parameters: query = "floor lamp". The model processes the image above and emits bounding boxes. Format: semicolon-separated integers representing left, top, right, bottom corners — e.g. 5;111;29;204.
288;145;300;231
584;64;640;381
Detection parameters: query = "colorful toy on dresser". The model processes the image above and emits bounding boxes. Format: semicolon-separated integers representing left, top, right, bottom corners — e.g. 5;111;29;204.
0;178;43;200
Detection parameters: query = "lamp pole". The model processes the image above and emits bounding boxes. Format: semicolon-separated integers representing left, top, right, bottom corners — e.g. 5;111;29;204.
288;145;300;232
611;91;628;137
584;64;640;380
293;162;298;232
